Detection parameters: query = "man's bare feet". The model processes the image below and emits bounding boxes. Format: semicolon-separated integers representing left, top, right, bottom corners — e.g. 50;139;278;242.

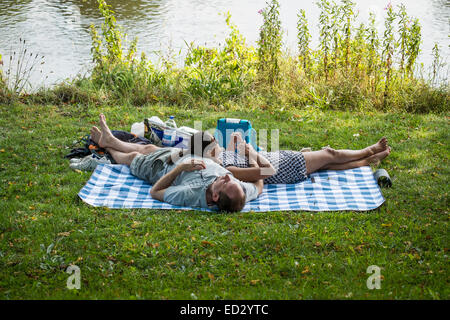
97;114;116;148
365;146;391;166
90;126;101;144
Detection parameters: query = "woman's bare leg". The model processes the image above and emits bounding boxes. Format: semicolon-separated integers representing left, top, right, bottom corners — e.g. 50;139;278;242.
90;114;160;155
321;147;391;171
321;137;387;162
303;138;388;174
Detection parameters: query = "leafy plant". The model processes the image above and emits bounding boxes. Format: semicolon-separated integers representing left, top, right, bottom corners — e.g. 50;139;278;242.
406;18;421;78
430;43;447;86
366;12;380;91
397;4;408;74
340;0;356;71
257;0;283;85
0;53;3;82
352;22;366;77
382;2;397;107
39;243;65;271
317;0;332;80
330;2;342;74
297;9;311;72
184;12;257;101
90;0;138;73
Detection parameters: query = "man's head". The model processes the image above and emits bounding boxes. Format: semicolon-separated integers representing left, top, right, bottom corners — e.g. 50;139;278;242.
210;174;246;212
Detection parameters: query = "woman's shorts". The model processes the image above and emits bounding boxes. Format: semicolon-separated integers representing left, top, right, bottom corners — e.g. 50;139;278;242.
264;150;308;184
221;150;308;184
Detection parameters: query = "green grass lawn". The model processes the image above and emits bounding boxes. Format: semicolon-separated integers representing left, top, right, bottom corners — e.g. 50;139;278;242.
0;102;448;299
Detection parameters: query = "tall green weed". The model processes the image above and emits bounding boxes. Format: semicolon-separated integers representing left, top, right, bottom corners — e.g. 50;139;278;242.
184;12;257;102
257;0;283;85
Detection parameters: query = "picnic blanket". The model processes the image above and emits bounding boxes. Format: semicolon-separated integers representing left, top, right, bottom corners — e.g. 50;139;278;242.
78;164;385;212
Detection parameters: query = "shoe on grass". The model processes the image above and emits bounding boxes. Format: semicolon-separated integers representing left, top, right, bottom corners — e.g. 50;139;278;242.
69;155;111;171
70;157;84;164
69;154;94;164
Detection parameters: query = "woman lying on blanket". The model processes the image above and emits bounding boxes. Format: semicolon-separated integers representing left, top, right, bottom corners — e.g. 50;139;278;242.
181;131;391;184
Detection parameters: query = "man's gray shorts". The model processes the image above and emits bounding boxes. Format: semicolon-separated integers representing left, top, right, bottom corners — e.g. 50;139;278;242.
130;148;176;184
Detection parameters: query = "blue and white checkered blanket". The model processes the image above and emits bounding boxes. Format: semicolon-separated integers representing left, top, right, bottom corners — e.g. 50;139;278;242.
78;164;385;212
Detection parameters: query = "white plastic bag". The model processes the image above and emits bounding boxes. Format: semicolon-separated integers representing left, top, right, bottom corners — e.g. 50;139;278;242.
130;122;145;137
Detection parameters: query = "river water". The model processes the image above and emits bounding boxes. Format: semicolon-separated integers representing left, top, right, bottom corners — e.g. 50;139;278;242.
0;0;449;89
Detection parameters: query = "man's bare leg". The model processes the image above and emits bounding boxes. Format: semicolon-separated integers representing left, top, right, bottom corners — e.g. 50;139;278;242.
90;114;160;155
303;138;388;174
107;148;142;166
320;147;391;171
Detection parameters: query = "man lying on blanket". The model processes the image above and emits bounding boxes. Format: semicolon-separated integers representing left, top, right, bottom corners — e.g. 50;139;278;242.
89;114;263;212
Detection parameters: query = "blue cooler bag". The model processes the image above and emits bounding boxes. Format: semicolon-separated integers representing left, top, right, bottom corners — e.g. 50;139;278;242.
214;118;259;151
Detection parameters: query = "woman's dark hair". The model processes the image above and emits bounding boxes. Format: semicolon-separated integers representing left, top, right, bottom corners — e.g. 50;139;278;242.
188;131;216;157
167;131;216;164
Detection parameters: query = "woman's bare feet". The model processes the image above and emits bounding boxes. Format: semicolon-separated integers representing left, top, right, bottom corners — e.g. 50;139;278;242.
367;137;388;155
365;146;391;166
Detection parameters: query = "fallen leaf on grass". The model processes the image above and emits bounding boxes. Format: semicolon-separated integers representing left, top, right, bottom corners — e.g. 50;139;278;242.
131;221;141;229
57;232;71;237
201;240;214;247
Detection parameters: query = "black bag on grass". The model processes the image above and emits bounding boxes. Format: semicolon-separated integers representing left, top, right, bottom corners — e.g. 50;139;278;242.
64;130;152;163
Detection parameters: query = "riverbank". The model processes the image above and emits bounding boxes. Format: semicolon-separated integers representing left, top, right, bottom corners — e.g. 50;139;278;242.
1;0;449;89
0;102;448;299
1;0;448;114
